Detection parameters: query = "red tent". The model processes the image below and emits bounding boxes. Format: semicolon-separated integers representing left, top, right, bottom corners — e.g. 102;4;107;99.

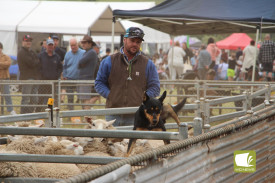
216;33;252;50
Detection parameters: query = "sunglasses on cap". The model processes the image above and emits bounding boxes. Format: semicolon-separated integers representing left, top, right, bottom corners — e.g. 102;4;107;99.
129;30;144;38
124;27;144;40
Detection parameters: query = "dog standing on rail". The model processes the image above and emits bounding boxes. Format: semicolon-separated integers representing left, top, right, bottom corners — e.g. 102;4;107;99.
126;90;187;156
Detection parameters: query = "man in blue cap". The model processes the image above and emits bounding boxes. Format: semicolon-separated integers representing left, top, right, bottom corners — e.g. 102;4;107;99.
36;38;63;112
95;27;160;126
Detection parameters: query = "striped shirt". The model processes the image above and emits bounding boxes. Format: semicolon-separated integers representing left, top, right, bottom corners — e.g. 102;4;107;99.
258;40;275;64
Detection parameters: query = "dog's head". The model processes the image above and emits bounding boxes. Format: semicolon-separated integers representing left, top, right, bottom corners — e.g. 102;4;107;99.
142;91;166;127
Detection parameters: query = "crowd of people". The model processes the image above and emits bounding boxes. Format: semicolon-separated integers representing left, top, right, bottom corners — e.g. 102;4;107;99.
0;28;275;123
151;34;275;83
11;34;108;114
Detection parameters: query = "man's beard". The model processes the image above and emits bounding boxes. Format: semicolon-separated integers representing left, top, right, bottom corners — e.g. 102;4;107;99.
125;46;138;57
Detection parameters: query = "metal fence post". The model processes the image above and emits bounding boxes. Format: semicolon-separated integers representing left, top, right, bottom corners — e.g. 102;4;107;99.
57;80;61;109
265;84;271;106
45;108;51;128
53;107;60;128
242;91;248;112
0;85;3;115
193;117;202;136
204;99;210;125
200;97;205;126
195;100;201;118
178;122;189;140
203;124;211;133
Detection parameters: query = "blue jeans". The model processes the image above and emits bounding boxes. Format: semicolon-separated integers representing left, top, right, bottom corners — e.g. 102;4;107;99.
2;80;13;112
106;114;135;126
21;80;38;114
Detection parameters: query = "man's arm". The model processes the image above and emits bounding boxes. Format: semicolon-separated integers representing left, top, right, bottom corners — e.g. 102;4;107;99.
62;52;69;79
146;59;160;98
78;49;96;68
0;55;11;69
56;54;63;79
95;56;112;98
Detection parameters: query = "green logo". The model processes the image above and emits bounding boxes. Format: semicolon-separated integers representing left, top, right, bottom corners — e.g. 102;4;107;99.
234;150;256;173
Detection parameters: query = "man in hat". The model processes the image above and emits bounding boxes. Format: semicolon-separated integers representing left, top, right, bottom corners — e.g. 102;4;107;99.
77;35;98;110
95;27;160;126
17;34;41;114
36;38;63;112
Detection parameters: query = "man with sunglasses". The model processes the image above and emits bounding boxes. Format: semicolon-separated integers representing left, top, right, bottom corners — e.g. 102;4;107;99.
95;27;160;126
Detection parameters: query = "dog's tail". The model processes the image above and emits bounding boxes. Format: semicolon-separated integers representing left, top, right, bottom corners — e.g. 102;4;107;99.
173;97;187;114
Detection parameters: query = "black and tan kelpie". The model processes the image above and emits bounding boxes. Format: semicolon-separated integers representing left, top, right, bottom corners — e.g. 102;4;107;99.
127;90;187;156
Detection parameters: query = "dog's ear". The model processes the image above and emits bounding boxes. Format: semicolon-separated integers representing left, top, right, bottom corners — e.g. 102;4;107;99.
143;92;150;103
159;91;166;103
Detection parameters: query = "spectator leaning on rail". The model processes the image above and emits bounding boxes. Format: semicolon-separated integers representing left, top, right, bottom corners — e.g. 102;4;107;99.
78;35;98;110
95;27;160;126
63;37;85;110
36;38;63;112
17;35;41;114
0;42;16;115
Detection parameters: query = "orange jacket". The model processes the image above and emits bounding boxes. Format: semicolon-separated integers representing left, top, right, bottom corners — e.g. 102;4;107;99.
0;53;11;79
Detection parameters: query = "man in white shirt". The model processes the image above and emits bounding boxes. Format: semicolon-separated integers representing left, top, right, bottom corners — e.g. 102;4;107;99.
241;40;258;80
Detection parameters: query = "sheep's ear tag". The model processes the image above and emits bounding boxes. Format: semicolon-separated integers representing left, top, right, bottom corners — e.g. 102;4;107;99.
48;98;54;106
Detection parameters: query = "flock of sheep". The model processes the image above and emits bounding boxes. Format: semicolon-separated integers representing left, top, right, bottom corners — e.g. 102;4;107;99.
0;117;164;179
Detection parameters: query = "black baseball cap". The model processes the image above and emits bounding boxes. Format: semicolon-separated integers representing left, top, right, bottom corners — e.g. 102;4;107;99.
23;35;33;41
124;27;144;41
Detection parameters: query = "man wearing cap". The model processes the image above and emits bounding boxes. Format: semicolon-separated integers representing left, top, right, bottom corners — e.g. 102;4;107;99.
52;34;66;61
17;34;41;114
36;38;63;112
78;35;98;110
95;27;160;126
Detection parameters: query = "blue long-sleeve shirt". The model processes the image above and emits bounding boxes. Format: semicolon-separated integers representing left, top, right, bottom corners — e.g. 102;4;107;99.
95;53;160;99
63;48;85;80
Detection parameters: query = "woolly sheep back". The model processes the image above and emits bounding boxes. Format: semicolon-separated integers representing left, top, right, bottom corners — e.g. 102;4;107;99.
35;163;81;179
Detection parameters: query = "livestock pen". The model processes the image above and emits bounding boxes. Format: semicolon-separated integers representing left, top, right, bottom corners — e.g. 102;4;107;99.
0;81;275;182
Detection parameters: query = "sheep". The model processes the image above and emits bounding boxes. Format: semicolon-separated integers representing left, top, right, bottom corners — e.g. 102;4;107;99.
76;151;111;173
0;149;38;178
73;137;93;147
15;121;44;128
84;117;116;130
34;163;81;179
59;140;84;155
108;139;128;157
83;140;109;154
6;136;83;156
82;118;164;157
6;137;45;154
128;139;153;156
82;117;124;153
